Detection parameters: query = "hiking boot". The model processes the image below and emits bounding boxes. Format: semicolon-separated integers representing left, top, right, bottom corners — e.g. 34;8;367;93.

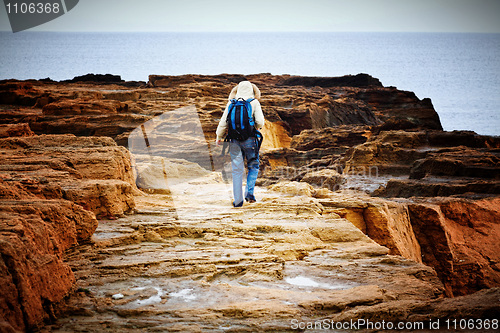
245;194;256;203
233;201;243;207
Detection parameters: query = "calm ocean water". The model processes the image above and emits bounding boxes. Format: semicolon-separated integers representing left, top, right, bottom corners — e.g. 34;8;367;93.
1;32;499;136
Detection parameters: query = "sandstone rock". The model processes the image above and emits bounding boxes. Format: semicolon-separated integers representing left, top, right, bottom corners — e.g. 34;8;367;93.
42;98;128;115
102;90;142;102
341;130;500;198
317;192;421;261
0;179;97;332
290;125;369;151
63;180;135;218
261;147;341;172
29;113;152;146
410;146;500;180
314;190;500;298
369;129;429;147
312;187;335;199
268;180;314;197
46;181;464;332
424;287;500;320
0;74;443;155
274;97;379;136
333;287;500;325
408;197;500;297
64;73;124;84
0;134;137;217
377;178;500;198
355;134;500;198
427;130;500;148
259;120;292;151
261;126;370;182
363;201;422;263
133;155;211;193
0;133;137;331
279;73;383;88
0;81;40;106
144;73;440;139
354;88;443;130
301;168;345;191
148;73;247;88
0;74;498;330
0;123;34;138
341;137;428;176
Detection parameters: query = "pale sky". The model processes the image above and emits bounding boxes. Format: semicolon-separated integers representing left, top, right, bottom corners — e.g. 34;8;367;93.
1;0;500;33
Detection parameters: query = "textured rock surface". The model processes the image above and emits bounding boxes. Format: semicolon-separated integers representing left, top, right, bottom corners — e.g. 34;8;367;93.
312;190;500;297
0;176;98;332
0;123;34;138
342;130;500;195
0;134;136;218
0;133;137;332
42;179;496;332
410;146;500;179
301;168;345;191
0;73;441;147
353;88;442;131
0;73;498;331
408;197;500;297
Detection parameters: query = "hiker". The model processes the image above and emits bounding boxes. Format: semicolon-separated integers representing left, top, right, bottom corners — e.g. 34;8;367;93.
216;81;265;207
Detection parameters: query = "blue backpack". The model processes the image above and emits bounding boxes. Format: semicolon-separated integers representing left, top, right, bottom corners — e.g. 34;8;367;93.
226;97;256;141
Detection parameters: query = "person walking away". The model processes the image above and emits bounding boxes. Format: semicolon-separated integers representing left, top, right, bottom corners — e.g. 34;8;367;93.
216;81;265;207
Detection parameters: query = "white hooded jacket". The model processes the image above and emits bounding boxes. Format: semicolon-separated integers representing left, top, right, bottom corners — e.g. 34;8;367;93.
216;81;265;141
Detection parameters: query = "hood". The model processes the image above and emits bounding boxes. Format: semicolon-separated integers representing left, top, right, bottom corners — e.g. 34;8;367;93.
228;81;261;100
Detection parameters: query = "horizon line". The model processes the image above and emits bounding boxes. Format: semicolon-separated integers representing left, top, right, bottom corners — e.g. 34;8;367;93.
2;30;500;34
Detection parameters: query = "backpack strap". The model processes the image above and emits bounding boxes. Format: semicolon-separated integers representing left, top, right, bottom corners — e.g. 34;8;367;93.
221;136;230;156
255;129;263;151
228;99;238;132
245;98;255;127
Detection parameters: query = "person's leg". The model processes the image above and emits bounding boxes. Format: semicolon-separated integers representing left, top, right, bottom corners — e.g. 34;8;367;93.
229;140;244;206
241;137;260;201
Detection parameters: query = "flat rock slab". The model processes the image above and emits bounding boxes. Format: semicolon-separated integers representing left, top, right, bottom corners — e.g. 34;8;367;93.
46;178;493;332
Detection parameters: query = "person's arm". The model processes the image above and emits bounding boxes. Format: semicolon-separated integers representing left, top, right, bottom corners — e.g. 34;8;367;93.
252;100;265;130
216;101;231;144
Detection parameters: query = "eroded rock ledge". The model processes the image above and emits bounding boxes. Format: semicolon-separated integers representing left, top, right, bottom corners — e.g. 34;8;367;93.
0;130;136;332
0;73;498;332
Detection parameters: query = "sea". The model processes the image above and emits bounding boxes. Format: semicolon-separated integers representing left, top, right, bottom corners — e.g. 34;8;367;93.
1;32;499;136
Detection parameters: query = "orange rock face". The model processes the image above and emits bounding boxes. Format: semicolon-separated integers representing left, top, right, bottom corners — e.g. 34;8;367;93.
409;197;500;297
0;176;97;332
0;132;137;331
0;134;136;217
0;81;40;106
42;98;129;116
0;73;442;147
0;123;34;138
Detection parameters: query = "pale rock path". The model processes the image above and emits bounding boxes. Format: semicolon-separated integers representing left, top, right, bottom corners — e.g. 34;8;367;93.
48;174;444;332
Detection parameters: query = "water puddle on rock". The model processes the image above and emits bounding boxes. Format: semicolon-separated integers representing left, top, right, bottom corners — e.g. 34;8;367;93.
133;287;164;306
285;275;353;290
169;288;198;301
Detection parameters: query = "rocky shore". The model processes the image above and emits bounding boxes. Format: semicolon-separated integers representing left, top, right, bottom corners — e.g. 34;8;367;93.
0;73;498;332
